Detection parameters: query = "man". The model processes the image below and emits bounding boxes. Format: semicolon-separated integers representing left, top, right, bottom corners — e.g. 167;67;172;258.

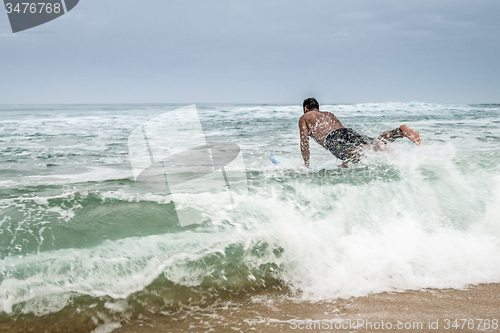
299;98;421;168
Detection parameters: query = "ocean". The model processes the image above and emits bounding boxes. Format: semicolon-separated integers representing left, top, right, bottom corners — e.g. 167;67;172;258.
1;103;499;332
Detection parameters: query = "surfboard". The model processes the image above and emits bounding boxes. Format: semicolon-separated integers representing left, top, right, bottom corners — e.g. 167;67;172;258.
270;154;302;167
270;154;341;171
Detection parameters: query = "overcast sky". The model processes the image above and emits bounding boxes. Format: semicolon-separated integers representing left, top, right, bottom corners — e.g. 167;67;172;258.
1;0;499;104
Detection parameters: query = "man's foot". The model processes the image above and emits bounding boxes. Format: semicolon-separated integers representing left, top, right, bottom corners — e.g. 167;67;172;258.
399;125;421;145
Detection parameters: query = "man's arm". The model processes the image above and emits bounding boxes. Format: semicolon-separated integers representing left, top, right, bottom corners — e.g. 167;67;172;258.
298;117;310;168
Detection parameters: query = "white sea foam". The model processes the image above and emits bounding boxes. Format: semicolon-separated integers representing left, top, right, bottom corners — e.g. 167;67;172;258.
23;167;134;184
3;169;498;313
0;232;222;313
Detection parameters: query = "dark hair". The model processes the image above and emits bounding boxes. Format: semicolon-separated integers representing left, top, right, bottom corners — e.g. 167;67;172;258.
303;98;319;111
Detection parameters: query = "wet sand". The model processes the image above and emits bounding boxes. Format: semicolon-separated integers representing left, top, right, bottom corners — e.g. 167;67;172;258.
115;283;500;333
2;283;500;332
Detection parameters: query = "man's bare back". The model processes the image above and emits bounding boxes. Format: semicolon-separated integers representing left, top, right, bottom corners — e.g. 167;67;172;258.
299;98;421;168
299;110;344;148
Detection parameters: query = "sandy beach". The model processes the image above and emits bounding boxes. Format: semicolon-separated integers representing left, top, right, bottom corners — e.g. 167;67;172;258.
4;283;498;333
113;283;500;333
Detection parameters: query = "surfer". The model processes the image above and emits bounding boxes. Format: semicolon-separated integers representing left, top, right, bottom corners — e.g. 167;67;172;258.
299;98;421;168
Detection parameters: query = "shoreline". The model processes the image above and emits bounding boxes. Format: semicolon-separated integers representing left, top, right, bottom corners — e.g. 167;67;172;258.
116;283;500;332
2;283;499;332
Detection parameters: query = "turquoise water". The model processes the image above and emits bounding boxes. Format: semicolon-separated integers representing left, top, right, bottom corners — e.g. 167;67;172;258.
0;103;499;322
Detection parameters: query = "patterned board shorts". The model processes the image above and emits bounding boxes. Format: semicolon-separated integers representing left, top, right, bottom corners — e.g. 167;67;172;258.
323;128;374;160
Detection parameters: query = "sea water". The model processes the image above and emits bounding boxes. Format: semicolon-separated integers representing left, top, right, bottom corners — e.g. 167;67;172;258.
0;103;499;325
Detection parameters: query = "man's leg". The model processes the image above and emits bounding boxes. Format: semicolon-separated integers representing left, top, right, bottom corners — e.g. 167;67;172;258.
339;125;421;167
378;125;421;145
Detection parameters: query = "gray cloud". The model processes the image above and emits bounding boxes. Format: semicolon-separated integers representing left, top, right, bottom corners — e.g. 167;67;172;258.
0;0;499;103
